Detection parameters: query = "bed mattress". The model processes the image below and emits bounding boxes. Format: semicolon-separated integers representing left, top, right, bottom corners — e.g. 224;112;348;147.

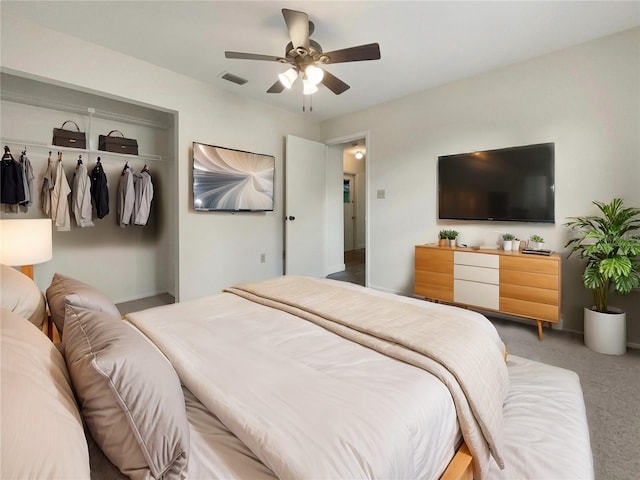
127;289;469;479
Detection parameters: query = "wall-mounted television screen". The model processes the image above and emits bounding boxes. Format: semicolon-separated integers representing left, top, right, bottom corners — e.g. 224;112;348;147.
192;142;275;212
438;142;555;223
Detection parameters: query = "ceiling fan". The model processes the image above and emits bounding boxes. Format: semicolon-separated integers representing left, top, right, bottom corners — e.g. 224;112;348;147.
224;8;381;96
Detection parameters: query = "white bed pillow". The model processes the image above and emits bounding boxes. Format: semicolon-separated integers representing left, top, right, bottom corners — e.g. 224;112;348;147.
0;308;90;479
0;263;46;328
63;303;189;480
46;272;120;334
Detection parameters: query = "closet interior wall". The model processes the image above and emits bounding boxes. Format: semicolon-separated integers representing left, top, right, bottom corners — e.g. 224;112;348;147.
0;73;175;303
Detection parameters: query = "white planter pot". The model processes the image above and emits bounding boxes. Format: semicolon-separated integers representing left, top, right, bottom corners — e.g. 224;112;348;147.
448;239;457;247
584;307;626;355
503;240;513;251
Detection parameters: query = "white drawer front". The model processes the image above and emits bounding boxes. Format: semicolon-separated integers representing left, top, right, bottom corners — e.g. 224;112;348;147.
454;264;499;285
454;279;499;310
454;251;499;268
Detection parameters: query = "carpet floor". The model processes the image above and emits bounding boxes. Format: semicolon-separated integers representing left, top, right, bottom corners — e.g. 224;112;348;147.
490;317;640;480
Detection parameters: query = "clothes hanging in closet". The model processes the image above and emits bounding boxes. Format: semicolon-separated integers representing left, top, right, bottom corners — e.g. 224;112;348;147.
1;146;26;208
51;152;71;232
18;150;35;212
132;166;153;226
71;157;94;227
41;152;56;217
90;158;109;219
117;163;135;227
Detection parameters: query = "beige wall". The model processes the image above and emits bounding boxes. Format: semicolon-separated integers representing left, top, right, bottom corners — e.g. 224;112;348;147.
321;28;640;345
1;13;320;302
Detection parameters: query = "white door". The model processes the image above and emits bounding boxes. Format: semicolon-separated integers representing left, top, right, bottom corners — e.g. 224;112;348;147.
343;175;355;251
285;135;327;277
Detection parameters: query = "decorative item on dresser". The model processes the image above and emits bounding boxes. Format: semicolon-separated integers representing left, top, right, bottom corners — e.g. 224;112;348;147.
414;244;561;340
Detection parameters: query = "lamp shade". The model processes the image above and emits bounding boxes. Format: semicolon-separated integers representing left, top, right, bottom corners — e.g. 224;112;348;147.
0;219;53;266
278;68;298;89
303;79;318;95
305;65;324;85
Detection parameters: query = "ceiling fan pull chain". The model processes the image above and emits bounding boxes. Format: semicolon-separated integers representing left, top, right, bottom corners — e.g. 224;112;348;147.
310;94;313;112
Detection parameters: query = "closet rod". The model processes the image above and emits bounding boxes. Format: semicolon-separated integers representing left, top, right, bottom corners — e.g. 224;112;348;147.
0;138;163;163
1;91;170;130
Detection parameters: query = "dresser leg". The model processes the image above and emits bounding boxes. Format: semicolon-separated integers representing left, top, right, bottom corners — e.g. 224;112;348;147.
537;320;544;341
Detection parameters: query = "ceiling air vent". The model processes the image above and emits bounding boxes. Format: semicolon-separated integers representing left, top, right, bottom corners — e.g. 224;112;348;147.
220;72;248;85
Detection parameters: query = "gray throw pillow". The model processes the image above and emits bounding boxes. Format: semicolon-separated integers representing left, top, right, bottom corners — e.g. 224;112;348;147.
63;303;189;480
46;272;120;334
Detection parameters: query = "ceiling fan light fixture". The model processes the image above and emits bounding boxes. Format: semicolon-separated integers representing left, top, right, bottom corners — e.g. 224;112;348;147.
303;78;318;95
305;65;324;85
278;68;298;89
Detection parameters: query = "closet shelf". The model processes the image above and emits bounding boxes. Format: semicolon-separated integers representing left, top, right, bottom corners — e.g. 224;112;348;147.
1;138;162;162
2;91;170;130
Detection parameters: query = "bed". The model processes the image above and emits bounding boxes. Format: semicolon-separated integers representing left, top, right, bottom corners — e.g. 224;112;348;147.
0;266;594;480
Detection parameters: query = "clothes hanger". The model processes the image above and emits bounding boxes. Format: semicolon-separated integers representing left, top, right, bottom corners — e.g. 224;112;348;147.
77;155;83;165
122;161;129;175
3;145;15;161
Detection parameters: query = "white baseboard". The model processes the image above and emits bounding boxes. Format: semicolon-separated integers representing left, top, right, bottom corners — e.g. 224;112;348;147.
114;290;169;304
326;263;346;276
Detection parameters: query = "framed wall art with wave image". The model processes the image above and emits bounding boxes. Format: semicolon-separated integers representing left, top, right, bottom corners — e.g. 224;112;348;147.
192;142;275;212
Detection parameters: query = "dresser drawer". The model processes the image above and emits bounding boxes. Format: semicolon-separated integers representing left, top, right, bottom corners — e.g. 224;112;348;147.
416;247;453;263
454;264;499;285
501;270;558;290
454;251;499;268
500;297;559;322
415;283;454;302
454;279;499;310
501;283;559;306
501;255;558;275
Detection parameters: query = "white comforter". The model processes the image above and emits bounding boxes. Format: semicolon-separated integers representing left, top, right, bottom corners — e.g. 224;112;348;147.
127;277;508;479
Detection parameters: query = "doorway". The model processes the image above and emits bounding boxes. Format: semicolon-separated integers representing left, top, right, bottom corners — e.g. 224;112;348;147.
327;138;366;286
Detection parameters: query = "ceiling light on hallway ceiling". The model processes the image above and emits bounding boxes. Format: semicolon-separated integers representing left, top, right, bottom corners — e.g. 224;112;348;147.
355;151;364;160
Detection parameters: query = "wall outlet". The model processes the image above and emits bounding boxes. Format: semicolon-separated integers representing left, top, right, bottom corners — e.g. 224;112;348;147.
260;253;266;263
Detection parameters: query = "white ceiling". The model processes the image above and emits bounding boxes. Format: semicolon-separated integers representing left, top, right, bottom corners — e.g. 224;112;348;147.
2;1;639;121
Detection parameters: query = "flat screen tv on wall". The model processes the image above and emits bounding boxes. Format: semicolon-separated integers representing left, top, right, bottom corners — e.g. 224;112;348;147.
192;142;275;212
438;142;555;223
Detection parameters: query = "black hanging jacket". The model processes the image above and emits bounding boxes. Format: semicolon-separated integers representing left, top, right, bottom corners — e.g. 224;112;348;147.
90;161;109;219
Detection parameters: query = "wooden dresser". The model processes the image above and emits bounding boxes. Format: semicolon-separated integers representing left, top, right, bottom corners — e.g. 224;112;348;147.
415;245;561;340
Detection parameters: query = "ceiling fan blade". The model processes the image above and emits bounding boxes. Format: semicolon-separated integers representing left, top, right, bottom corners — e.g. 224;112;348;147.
323;43;381;64
225;51;287;62
267;81;285;94
282;9;309;50
321;70;350;95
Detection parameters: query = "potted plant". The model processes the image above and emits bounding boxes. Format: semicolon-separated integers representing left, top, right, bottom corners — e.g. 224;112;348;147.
438;230;448;247
564;198;640;354
502;233;516;251
529;234;545;251
448;230;460;247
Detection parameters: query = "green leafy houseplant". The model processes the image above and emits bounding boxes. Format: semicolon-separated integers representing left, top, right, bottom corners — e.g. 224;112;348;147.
502;233;515;241
564;198;640;313
530;234;544;243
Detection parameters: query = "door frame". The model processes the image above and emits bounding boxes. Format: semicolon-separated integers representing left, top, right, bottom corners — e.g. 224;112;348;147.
324;131;370;287
343;173;356;252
